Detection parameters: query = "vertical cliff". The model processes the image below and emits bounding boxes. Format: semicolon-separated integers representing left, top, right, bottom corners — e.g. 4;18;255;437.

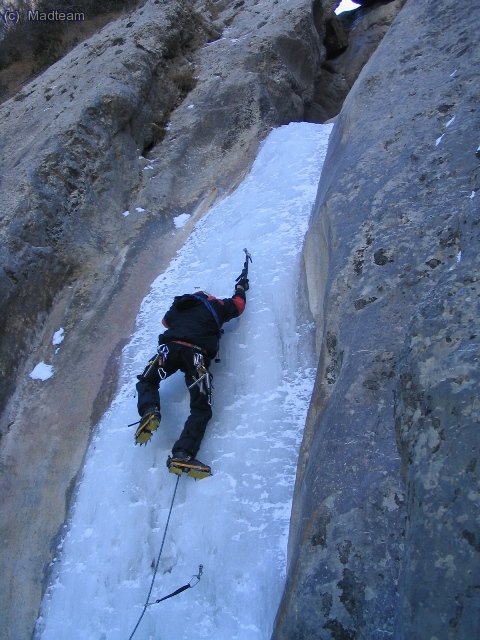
274;0;480;637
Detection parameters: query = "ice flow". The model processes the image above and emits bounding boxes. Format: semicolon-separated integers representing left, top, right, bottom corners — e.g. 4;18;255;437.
36;122;333;640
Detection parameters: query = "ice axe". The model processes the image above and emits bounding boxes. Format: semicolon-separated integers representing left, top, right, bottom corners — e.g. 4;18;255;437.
235;248;252;288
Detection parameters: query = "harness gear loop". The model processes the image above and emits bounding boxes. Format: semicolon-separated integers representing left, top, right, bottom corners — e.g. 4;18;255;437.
189;353;213;405
157;344;169;379
141;354;160;381
193;352;204;370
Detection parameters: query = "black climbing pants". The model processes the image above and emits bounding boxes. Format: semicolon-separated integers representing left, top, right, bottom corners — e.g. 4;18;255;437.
136;343;212;457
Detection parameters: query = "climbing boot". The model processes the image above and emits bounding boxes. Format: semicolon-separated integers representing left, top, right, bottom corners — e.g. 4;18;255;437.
135;408;160;445
167;450;212;480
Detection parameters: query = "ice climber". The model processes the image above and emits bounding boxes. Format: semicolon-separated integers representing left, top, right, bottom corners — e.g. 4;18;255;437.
134;271;249;478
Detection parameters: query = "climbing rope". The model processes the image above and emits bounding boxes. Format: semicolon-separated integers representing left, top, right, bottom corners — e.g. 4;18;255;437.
127;475;181;640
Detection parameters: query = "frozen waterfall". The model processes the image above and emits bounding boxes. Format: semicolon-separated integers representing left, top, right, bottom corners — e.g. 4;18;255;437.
36;121;333;640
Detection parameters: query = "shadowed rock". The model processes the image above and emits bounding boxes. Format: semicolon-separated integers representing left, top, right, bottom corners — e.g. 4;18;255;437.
274;0;480;637
0;1;337;638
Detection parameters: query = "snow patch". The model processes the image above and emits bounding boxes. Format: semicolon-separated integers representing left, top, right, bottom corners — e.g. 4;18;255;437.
335;0;360;14
29;362;54;381
52;328;64;346
173;213;191;229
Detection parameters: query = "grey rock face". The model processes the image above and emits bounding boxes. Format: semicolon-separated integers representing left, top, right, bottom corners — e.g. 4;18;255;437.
274;0;480;637
0;0;212;414
395;274;480;639
136;0;327;215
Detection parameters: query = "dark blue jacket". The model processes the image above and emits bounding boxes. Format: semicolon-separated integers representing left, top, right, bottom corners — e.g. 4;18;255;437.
159;289;246;358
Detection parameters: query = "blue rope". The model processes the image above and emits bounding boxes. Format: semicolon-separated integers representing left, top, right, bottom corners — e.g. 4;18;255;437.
128;474;181;639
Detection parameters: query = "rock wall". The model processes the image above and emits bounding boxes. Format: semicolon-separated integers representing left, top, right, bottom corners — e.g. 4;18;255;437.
0;0;211;415
274;0;480;637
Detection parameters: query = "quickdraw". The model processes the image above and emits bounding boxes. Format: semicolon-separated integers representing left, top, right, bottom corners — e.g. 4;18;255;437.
148;565;204;605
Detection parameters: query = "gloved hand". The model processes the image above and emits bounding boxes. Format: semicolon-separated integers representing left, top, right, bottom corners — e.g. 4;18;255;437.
235;277;249;292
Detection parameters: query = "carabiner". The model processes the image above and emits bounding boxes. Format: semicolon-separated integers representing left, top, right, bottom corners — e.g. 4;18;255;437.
189;564;204;588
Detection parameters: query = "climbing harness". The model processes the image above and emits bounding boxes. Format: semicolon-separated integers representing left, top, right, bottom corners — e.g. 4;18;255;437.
171;339;207;354
127;476;204;639
188;352;213;405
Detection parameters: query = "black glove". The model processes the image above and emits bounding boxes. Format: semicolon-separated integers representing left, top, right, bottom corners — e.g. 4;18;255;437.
235;277;249;292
